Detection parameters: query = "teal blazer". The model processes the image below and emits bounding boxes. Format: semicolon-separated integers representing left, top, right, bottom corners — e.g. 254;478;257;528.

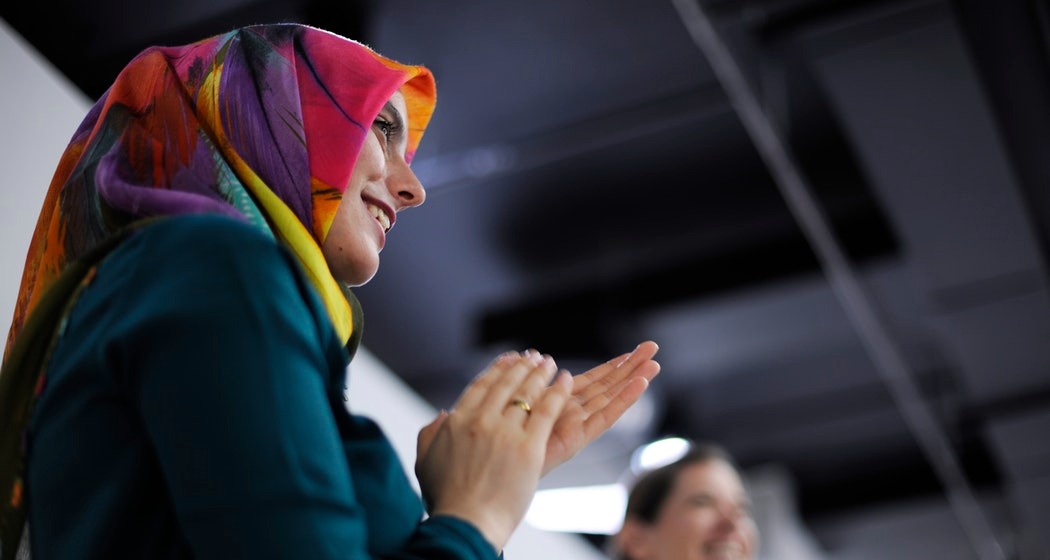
27;216;497;559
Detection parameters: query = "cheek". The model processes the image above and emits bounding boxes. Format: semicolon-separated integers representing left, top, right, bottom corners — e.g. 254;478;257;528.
742;519;759;549
321;204;379;284
657;511;708;542
350;133;386;183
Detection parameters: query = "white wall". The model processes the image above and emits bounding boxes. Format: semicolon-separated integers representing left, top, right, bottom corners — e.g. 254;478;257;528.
0;19;604;559
0;18;90;338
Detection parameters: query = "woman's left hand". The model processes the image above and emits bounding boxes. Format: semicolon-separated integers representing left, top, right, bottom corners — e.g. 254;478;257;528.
540;341;660;475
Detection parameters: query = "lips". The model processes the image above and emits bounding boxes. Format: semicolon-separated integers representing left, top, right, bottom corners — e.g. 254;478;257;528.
703;540;747;558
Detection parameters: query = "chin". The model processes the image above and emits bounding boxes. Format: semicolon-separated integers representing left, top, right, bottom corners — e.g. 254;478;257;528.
329;249;380;287
346;277;375;288
346;263;380;287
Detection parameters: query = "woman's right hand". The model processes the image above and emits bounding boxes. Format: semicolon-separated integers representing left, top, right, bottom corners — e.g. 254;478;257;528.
415;352;573;551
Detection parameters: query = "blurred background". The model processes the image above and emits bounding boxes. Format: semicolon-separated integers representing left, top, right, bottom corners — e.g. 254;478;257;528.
2;0;1048;558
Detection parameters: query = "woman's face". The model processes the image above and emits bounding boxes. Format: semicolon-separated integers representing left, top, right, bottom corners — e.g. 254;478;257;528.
627;460;757;560
322;90;426;286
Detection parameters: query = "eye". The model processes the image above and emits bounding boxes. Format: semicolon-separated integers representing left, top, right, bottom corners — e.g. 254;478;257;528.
373;117;395;142
373;111;404;146
687;494;716;508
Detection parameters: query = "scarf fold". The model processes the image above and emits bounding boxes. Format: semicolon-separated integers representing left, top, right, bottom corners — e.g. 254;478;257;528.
0;23;435;557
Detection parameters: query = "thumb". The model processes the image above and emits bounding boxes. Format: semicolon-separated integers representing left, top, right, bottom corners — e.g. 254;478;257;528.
416;409;448;460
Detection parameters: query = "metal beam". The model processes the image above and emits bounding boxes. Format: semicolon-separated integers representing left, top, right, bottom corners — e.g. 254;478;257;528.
669;0;1005;558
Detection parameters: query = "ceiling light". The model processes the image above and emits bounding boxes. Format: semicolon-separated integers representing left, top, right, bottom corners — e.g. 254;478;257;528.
630;436;691;474
525;483;627;535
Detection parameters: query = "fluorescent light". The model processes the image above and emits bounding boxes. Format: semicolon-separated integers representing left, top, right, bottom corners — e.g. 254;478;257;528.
525;483;628;535
631;436;691;473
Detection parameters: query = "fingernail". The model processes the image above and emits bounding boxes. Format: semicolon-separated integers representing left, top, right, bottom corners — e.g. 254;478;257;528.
498;352;519;364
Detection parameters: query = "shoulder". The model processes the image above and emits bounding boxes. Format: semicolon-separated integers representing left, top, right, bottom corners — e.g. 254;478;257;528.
127;214;278;256
87;214;342;360
97;215;320;320
109;214;295;282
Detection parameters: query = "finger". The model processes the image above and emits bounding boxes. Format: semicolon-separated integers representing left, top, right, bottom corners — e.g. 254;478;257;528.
477;352;546;414
570;353;628;393
469;352;521;388
578;358;660;417
574;342;660;404
503;355;558;419
416;409;448;460
452;353;523;411
525;370;574;437
491;353;558;413
607;342;659;381
623;341;660;368
580;375;652;439
573;341;658;392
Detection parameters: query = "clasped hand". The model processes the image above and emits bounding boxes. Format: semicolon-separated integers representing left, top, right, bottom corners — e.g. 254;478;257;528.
415;342;660;550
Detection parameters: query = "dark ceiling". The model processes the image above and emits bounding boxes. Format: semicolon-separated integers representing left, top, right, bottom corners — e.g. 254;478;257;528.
5;0;1050;556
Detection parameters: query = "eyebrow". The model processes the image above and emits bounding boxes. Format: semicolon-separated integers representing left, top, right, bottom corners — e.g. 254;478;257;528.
381;101;405;131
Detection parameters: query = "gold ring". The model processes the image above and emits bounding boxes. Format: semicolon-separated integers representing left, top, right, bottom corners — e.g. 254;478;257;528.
510;398;532;414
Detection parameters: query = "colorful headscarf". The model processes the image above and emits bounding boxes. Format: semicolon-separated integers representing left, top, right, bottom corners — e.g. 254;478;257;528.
5;23;436;352
0;24;435;556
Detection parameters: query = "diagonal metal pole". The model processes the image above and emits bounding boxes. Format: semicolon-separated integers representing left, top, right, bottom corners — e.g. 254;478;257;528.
669;1;1005;558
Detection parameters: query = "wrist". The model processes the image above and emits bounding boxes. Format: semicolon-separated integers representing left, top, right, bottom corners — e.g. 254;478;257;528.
430;505;512;551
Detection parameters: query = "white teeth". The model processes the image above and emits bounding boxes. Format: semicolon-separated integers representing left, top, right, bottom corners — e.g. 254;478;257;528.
704;542;744;558
368;203;391;232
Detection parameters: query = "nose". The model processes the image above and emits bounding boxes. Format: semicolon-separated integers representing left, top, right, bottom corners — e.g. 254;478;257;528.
721;510;757;554
714;504;752;536
389;158;426;210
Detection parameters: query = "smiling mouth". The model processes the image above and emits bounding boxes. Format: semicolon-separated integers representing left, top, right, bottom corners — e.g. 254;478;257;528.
367;203;392;232
704;541;746;558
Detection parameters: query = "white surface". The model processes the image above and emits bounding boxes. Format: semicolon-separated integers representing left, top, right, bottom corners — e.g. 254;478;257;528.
526;483;628;535
0;19;90;341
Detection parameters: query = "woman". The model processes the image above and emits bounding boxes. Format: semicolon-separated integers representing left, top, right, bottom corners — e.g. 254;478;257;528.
614;444;758;560
0;24;660;558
